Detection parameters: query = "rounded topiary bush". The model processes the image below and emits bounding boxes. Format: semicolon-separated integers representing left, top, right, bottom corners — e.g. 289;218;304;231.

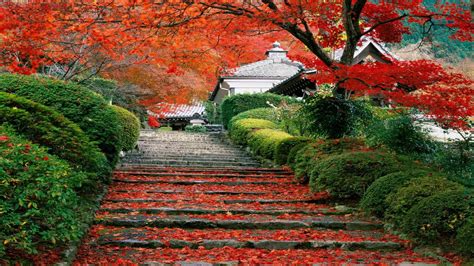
228;108;278;130
110;105;140;151
360;169;435;217
0;92;110;180
456;216;474;257
275;136;312;165
0;126;85;256
248;129;293;160
221;93;298;128
311;151;406;199
385;176;464;227
229;118;278;145
0;74;122;165
293;138;368;184
402;190;472;244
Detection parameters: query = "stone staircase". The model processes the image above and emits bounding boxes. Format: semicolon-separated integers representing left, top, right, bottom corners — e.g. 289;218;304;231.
74;130;442;264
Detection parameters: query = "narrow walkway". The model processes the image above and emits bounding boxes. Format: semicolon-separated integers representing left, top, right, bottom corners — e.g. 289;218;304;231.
75;131;440;265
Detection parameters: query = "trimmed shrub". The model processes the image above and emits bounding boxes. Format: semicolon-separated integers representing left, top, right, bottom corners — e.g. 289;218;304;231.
275;136;312;165
248;129;293;160
293;138;368;184
385;176;463;227
300;95;372;138
185;125;207;133
310;151;407;199
456;217;474;257
0;92;110;180
366;115;436;155
0;74;122;165
402;190;472;244
158;126;173;131
360;169;436;217
229;108;278;130
0;126;85;255
229;118;278;145
287;142;311;167
221;93;298;128
110;105;140;151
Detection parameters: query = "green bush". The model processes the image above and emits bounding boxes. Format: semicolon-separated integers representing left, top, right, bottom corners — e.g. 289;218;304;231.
385;176;463;227
185;125;207;133
158;126;173;131
110;105;140;151
293;138;367;184
402;190;472;244
310;151;407;199
229;118;278;145
0;126;85;255
0;92;110;180
300;95;372;138
228;108;278;130
0;74;122;165
360;169;436;217
248;129;293;160
275;136;312;165
204;100;222;124
366;115;436;155
221;93;298;128
456;216;474;257
287;142;311;167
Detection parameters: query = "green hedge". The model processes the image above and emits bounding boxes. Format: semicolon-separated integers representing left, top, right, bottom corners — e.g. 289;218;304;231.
221;93;298;128
0;126;84;256
385;175;463;227
310;151;407;199
360;169;435;217
402;190;472;244
456;216;474;256
248;129;293;160
110;105;140;151
293;138;367;184
0;92;110;180
287;142;311;168
0;74;122;165
185;125;207;133
228;108;278;130
275;136;312;165
229;118;278;145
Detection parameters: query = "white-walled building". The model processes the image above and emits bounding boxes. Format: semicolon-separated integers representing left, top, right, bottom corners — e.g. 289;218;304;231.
209;42;305;103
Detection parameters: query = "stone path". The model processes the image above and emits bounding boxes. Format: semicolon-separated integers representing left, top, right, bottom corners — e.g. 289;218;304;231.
74;131;442;265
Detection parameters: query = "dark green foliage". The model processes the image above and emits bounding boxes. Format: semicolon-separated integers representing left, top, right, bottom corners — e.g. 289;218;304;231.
287;142;311;167
185;125;207;133
81;77;148;123
0;74;123;165
228;108;278;130
385;176;463;227
366;115;436;155
229;118;278;145
293;138;367;184
402;190;472;244
360;169;435;217
434;140;473;188
110;105;140;151
0;126;85;256
275;137;312;165
248;129;293;160
204;100;222;124
221;93;298;129
301;95;372;138
311;151;406;199
456;217;474;257
0;92;110;180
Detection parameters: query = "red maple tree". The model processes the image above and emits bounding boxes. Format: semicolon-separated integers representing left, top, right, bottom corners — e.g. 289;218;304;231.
0;0;472;130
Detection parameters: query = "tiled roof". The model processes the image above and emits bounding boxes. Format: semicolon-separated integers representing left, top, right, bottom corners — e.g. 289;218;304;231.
149;103;205;120
333;36;399;61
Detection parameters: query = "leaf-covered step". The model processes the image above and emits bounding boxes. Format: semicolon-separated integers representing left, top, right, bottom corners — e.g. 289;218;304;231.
114;166;291;174
112;179;287;186
95;239;402;251
99;206;353;216
113;172;292;179
96;216;382;230
103;198;329;205
112;190;271;195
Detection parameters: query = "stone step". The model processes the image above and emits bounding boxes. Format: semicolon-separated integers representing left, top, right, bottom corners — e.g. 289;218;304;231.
118;161;261;167
103;198;325;205
95;239;402;251
113;172;291;179
100;207;352;216
117;164;266;170
124;155;255;161
113;166;290;174
121;158;258;165
112;179;287;185
97;217;383;230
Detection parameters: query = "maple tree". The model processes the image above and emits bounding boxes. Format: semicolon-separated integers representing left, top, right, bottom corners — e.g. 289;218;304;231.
0;0;472;130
